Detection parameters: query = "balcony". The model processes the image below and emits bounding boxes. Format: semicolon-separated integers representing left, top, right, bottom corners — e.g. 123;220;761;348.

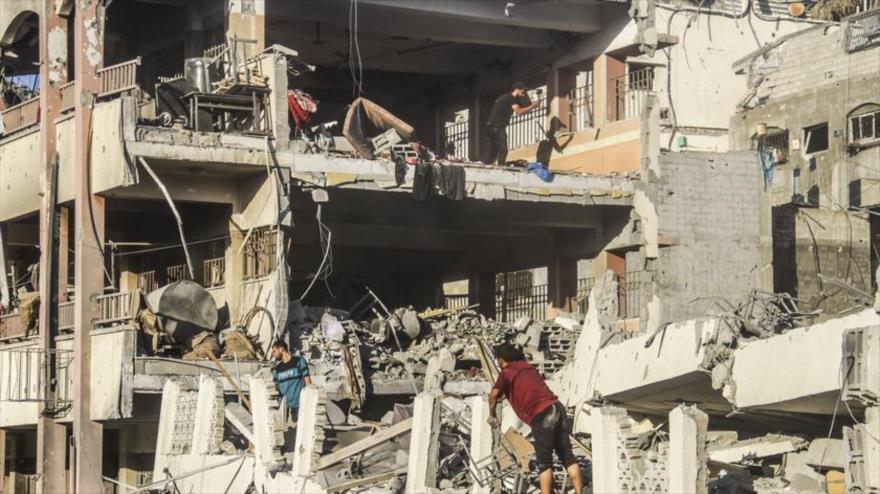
0;96;39;136
507;94;548;150
609;67;654;123
569;82;595;132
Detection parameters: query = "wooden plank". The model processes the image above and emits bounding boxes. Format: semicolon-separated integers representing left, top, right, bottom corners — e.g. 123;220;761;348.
326;467;407;493
317;418;414;471
207;353;252;411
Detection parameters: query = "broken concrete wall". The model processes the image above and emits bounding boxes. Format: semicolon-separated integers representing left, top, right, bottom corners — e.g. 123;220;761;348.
649;151;767;323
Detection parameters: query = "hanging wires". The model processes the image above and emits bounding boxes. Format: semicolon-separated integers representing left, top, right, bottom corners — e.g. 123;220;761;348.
299;203;334;301
348;0;364;96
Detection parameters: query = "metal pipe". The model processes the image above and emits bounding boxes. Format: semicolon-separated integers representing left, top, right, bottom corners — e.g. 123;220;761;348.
137;157;195;280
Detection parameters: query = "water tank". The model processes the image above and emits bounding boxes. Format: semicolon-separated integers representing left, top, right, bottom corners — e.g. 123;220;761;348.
184;58;212;93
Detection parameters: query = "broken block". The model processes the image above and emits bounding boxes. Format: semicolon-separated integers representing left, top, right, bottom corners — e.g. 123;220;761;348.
292;386;326;477
191;375;225;455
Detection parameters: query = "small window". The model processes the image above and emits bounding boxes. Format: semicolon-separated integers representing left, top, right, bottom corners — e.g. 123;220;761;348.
803;123;829;154
850;108;880;144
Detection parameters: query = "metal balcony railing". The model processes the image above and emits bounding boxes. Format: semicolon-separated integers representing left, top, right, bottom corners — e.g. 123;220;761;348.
58;300;75;333
59;81;76;113
442;294;470;310
166;264;190;284
96;291;139;327
0;312;28;342
609;68;654;123
569;83;595;132
243;227;278;280
495;284;548;322
0;96;40;135
0;347;72;407
507;95;548;150
138;270;158;293
443;119;470;161
97;57;141;98
203;257;226;288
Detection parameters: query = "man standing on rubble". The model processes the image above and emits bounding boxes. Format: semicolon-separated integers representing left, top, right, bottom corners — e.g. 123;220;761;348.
488;344;583;494
482;81;540;166
271;341;312;424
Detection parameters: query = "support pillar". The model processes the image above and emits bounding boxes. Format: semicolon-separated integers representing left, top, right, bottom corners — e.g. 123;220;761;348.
590;406;628;493
468;272;495;320
226;222;244;324
547;67;577;129
405;392;442;494
668;405;708;493
57;207;69;300
36;1;70;492
191;376;224;455
602;56;626;123
292;386;323;477
468;396;495;494
72;1;105;491
0;224;9;309
548;256;577;318
184;0;206;58
0;429;5;494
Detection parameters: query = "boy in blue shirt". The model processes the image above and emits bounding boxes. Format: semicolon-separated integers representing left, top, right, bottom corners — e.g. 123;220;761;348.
270;340;312;423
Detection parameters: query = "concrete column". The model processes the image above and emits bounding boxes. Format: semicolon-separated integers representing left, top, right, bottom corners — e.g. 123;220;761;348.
547;67;577;129
184;0;206;58
36;1;71;492
292;386;323;477
548;256;577;318
0;429;5;493
468;272;495;319
225;0;265;62
604;56;626;123
590;406;628;494
468;396;495;494
405;392;442;494
191;376;224;455
153;380;182;479
57;207;69;300
668;404;708;493
249;375;283;470
226;222;244;324
0;224;9;309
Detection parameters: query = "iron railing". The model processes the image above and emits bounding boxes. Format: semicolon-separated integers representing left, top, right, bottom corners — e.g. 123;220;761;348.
243;227;278;280
96;291;139;327
617;271;643;320
59;81;76;113
166;264;190;284
58;300;75;333
138;270;158;293
203;257;226;287
569;83;595;132
507;95;548;150
442;294;470;310
845;8;880;53
0;96;40;135
443;119;470;161
495;284;548;322
97;57;142;98
576;277;596;315
609;68;654;123
0;347;72;406
0;312;27;341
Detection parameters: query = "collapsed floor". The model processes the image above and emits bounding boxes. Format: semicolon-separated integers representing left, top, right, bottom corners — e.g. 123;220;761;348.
137;273;880;493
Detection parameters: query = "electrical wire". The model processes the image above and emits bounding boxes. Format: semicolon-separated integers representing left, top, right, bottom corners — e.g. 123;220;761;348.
348;0;364;96
299;204;334;301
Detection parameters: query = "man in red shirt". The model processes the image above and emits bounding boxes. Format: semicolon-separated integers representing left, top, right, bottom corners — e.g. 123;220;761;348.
488;344;583;494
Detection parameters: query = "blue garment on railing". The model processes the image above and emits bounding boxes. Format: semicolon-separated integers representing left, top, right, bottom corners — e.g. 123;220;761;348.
758;150;775;189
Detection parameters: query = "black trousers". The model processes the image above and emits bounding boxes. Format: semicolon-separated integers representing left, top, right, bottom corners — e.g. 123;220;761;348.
482;124;508;166
531;402;578;473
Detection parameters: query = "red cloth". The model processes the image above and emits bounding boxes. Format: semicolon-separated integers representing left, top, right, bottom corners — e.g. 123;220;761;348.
492;360;558;426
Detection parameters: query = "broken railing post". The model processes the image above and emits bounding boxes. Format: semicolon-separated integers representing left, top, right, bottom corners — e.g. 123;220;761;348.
292;386;325;477
405;391;442;493
668;404;709;493
468;395;496;494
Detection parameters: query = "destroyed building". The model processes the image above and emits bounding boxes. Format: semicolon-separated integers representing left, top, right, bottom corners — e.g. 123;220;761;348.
0;0;879;493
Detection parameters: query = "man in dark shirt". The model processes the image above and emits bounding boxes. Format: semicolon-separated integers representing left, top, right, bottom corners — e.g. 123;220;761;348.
482;81;540;166
489;343;582;494
270;340;312;424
